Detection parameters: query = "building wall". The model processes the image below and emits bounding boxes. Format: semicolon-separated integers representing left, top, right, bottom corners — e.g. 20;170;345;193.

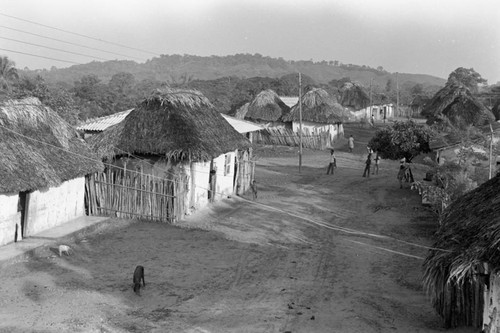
25;177;85;236
211;151;237;200
483;272;500;332
188;160;211;213
350;104;394;120
0;194;21;246
292;121;344;141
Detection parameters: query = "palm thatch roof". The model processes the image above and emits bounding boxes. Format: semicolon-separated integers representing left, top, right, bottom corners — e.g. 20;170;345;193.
89;88;251;161
282;88;350;123
233;102;249;120
0;97;103;193
244;89;290;122
423;173;500;327
422;84;495;127
339;82;370;109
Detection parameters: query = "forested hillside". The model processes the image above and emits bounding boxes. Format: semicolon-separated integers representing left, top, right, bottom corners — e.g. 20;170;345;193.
23;53;446;89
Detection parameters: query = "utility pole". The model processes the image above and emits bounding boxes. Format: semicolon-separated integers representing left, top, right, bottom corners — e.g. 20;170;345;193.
299;73;303;173
489;123;494;179
369;78;373;121
396;72;400;117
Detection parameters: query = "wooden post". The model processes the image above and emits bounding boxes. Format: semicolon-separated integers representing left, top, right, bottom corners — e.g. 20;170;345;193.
489;123;493;179
369;78;373;123
396;72;400;117
299;72;303;173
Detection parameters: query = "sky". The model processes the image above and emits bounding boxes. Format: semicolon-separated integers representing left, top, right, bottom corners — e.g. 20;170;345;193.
1;0;499;83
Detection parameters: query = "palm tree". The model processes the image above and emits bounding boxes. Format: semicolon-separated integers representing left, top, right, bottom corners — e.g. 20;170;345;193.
0;56;19;94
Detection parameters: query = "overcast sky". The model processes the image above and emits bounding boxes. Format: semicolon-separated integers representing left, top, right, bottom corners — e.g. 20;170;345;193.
1;0;499;83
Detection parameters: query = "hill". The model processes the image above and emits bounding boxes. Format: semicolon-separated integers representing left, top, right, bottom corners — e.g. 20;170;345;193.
22;53;446;89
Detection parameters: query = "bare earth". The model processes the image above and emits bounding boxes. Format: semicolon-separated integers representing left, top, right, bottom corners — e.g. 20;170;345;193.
0;146;476;333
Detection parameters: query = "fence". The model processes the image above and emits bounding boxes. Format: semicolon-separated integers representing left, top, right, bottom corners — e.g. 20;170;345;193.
85;166;187;223
254;127;334;150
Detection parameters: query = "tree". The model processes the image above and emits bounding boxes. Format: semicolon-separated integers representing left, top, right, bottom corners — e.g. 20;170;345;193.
0;56;19;95
447;67;487;93
368;120;434;162
109;72;135;95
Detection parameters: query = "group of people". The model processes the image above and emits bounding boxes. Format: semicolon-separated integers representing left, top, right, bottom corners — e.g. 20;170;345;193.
362;147;380;177
327;135;412;189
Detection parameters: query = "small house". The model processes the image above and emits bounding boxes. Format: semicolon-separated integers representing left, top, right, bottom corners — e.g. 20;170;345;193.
0;98;103;246
423;173;500;330
281;88;349;143
87;88;252;221
243;89;290;128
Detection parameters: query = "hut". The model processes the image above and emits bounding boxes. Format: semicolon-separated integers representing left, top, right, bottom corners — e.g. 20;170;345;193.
233;102;249;120
0;97;103;246
410;95;431;118
77;108;133;139
422;83;495;128
281;88;349;143
88;88;252;221
244;89;290;127
339;82;370;110
423;173;500;330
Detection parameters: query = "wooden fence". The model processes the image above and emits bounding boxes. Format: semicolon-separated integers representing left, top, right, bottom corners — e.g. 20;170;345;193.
254;127;334;150
85;166;187;223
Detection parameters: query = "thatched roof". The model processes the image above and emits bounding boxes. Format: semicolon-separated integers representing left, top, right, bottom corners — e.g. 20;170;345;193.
0;97;103;193
244;89;290;122
233;102;249;120
422;84;495;127
423;173;500;326
89;88;251;161
282;88;350;123
339;82;370;109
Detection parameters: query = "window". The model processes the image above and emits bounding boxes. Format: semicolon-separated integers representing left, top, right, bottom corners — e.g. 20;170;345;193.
224;154;231;176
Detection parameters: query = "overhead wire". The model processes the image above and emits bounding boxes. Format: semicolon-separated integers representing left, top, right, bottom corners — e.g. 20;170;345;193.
0;12;160;57
0;25;145;61
0;36;113;61
0;47;82;65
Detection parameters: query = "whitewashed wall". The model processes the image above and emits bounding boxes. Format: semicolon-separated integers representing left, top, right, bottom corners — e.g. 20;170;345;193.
0;194;20;246
483;272;500;332
25;177;85;236
292;122;344;141
187;160;211;214
211;151;237;200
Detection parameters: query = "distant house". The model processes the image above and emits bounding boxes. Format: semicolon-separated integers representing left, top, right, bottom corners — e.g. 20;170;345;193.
0;98;103;247
87;88;252;221
243;89;290;127
281;88;349;143
350;104;395;121
279;96;299;108
423;173;500;330
422;84;495;127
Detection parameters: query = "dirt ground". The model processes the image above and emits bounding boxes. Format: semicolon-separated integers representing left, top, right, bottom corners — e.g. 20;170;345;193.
0;142;477;332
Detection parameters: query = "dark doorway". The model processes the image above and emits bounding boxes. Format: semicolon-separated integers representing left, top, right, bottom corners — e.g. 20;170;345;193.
16;191;29;242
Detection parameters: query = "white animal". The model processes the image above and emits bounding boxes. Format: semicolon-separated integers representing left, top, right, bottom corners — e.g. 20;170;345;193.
58;245;73;257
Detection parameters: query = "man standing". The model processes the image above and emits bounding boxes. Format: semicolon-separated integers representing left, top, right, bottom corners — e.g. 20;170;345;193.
348;135;354;153
326;149;337;175
372;151;380;175
362;152;372;177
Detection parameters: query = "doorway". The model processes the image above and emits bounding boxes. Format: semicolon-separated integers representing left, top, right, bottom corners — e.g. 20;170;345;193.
16;191;29;242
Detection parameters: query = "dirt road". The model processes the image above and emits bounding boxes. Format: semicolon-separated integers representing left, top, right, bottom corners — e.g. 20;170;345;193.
0;146;476;333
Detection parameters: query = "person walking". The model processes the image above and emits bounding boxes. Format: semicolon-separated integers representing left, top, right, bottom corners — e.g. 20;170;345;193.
370;114;375;127
348;135;354;153
397;157;409;188
372;151;380;175
326;149;337;175
362;152;372;177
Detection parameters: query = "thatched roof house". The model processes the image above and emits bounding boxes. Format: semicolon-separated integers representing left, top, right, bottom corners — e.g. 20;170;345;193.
339;82;370;109
422;84;495;127
244;89;290;122
0;97;103;193
282;88;349;124
423;173;500;328
89;88;251;161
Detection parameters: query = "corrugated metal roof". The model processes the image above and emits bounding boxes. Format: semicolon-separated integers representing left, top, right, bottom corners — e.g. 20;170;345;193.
279;96;299;108
76;109;133;132
221;114;263;133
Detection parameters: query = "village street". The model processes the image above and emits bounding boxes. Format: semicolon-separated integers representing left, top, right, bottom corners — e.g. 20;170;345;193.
0;145;476;333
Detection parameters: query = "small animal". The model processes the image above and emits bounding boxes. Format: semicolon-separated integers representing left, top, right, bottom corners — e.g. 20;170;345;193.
133;265;146;295
58;245;72;257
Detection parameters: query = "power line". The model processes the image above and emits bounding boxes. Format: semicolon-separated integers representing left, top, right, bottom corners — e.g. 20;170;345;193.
0;47;82;65
0;12;160;57
0;36;112;61
0;25;144;61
